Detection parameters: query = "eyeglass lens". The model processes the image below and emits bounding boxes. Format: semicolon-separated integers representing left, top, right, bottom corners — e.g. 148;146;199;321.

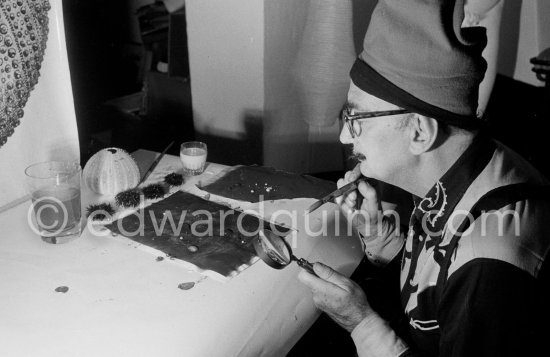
341;108;359;138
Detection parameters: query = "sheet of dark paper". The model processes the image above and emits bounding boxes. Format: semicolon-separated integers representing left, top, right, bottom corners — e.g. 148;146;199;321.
198;165;336;203
106;191;291;277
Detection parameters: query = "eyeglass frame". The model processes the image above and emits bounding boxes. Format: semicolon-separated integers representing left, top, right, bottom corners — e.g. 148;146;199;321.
340;105;411;138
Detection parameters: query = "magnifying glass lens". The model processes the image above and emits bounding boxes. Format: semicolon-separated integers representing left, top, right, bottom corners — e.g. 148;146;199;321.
259;230;291;266
255;230;318;276
264;246;289;265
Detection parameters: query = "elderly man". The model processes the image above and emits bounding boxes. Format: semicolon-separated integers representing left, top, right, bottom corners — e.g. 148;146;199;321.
298;0;550;356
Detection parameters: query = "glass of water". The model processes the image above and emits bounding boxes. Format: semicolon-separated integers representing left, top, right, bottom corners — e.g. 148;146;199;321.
25;161;82;244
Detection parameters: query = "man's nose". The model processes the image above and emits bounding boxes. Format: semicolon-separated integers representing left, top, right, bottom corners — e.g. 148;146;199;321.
340;125;353;145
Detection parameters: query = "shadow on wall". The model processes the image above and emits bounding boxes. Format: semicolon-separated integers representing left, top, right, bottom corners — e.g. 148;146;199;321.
83;73;194;161
351;0;377;55
485;74;548;179
497;0;522;77
196;110;264;167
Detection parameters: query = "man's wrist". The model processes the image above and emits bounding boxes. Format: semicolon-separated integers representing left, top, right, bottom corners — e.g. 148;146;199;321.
358;222;404;268
351;313;409;357
341;305;373;333
356;213;397;242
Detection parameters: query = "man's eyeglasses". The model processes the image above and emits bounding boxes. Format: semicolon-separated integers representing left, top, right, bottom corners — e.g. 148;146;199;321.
340;105;410;138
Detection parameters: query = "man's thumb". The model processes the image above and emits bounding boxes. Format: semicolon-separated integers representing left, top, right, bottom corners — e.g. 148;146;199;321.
312;262;345;286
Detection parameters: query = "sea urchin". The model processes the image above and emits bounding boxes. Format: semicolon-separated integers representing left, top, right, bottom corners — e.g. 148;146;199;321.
142;183;166;200
86;203;115;221
164;172;184;187
115;189;142;208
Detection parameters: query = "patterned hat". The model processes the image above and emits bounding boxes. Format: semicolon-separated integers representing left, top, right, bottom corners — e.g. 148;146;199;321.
350;0;487;128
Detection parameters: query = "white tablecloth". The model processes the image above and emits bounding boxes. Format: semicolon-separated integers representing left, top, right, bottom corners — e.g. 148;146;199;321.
0;151;363;357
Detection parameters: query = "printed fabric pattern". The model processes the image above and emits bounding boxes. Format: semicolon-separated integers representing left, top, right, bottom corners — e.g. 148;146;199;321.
400;135;497;353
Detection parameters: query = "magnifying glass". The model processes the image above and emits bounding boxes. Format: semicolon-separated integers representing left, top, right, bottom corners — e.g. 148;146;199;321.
253;229;317;276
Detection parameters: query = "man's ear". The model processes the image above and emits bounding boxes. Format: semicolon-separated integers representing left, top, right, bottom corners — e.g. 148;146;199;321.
408;115;439;155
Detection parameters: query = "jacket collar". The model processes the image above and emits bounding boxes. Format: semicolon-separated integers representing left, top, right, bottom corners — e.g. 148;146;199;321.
411;134;496;237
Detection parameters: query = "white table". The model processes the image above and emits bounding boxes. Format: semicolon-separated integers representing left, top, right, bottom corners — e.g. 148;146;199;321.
0;150;363;357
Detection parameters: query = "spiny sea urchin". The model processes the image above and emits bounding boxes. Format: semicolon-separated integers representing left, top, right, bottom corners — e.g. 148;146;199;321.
142;183;166;200
164;172;184;187
86;203;115;221
115;188;141;207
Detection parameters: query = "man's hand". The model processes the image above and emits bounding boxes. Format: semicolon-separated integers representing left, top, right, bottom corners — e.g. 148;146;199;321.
298;262;373;332
335;165;394;241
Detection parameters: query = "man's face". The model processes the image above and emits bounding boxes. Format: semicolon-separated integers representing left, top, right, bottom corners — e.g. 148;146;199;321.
339;82;412;184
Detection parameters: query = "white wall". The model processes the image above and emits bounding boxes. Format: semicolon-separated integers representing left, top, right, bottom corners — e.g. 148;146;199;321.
186;0;363;173
263;0;361;173
186;0;264;140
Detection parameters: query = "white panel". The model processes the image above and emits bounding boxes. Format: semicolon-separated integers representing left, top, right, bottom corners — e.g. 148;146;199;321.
0;0;79;211
263;0;356;173
185;0;264;139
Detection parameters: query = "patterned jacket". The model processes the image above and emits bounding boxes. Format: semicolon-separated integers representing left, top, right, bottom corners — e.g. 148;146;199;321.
351;136;550;356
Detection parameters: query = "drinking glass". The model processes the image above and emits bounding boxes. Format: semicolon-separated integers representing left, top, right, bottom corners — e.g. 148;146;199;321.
180;141;207;176
25;161;82;244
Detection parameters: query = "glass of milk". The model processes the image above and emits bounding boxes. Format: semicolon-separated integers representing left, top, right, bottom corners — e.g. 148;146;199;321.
180;141;208;176
25;161;82;244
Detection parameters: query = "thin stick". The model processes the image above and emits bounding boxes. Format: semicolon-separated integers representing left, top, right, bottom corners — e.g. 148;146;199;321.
137;141;175;186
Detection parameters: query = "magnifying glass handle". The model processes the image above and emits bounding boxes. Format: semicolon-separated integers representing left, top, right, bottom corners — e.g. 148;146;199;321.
296;258;316;276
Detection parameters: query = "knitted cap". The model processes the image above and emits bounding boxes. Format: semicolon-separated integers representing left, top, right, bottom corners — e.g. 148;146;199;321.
350;0;487;128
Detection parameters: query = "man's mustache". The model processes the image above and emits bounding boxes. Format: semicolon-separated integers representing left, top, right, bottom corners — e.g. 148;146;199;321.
350;152;366;163
342;144;365;165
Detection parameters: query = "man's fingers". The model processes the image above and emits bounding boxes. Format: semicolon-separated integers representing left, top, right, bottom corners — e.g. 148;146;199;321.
345;167;361;183
357;180;379;216
352;163;362;177
336;179;358;209
338;166;361;189
313;262;348;288
298;267;335;294
344;191;357;206
339;201;355;217
298;263;348;291
336;168;370;214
